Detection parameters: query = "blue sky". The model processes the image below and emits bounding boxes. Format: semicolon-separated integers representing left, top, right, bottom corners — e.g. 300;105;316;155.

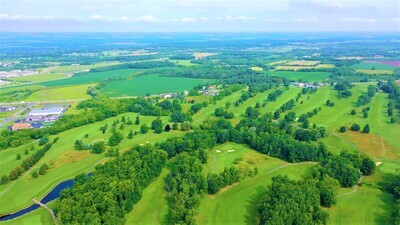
1;0;399;32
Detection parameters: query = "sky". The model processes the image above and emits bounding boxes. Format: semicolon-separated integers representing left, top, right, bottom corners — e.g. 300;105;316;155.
1;0;399;32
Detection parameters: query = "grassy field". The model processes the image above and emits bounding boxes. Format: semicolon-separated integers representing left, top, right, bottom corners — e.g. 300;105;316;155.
267;71;331;82
351;62;397;71
0;201;56;225
328;187;394;225
49;62;122;73
171;60;196;66
250;66;263;71
101;74;213;97
124;168;170;225
285;60;320;66
39;69;137;87
8;74;68;83
197;143;314;225
0;113;185;215
355;69;394;75
275;64;334;71
25;84;91;101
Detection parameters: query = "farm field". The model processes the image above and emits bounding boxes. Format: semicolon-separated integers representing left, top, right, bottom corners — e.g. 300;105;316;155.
355;69;394;75
7;74;68;83
267;71;331;82
351;61;397;71
101;74;213;97
275;64;335;70
250;66;263;71
171;60;196;66
25;84;91;101
38;69;137;87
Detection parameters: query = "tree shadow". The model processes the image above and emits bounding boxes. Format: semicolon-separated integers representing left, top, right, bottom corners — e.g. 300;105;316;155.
244;185;264;225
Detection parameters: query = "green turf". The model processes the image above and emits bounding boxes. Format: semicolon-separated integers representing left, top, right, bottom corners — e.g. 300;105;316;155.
328;187;394;225
0;201;57;225
351;62;396;70
267;71;331;82
39;69;137;87
171;60;196;66
124;168;170;225
101;74;213;97
258;87;301;115
227;89;275;118
25;84;91;101
197;143;314;225
8;74;68;83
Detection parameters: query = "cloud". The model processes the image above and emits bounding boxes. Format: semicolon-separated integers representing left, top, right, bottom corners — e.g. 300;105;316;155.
90;15;104;20
0;13;56;21
180;17;196;23
292;17;318;22
340;17;376;23
217;15;256;21
263;17;281;22
134;15;157;22
391;17;400;22
200;17;208;22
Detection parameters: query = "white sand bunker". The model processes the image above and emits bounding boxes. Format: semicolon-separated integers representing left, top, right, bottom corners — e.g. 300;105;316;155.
216;150;221;153
376;162;382;166
227;149;235;153
146;141;150;143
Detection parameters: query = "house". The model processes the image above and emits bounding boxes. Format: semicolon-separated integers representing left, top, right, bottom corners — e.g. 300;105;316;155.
209;85;216;90
11;123;32;131
183;90;189;95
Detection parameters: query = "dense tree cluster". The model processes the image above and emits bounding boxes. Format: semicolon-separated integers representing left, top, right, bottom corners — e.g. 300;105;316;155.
206;167;241;194
57;145;168;225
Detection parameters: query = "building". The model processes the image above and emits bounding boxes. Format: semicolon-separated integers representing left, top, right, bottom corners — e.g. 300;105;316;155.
27;107;64;122
0;106;17;112
11;123;32;131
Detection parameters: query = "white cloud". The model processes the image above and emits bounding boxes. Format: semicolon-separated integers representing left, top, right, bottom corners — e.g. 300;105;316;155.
90;15;104;20
180;17;196;23
217;15;256;21
200;17;208;22
134;15;157;22
391;17;400;22
0;14;58;21
292;17;317;22
263;17;281;22
117;16;131;22
340;17;376;23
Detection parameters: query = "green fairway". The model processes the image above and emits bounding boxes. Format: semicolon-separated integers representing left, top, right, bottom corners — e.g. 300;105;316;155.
101;74;213;97
0;201;56;225
267;71;331;82
8;74;68;83
197;143;314;225
258;87;301;115
124;168;170;225
0;113;185;214
227;89;275;118
39;69;137;87
328;187;394;225
25;84;91;101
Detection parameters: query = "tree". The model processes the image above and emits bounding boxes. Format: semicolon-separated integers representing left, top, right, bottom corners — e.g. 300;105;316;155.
362;124;370;133
140;124;149;134
128;130;134;139
39;164;47;175
135;115;140;125
391;117;397;124
109;132;123;146
155;126;163;134
151;118;163;130
39;136;49;146
24;149;29;155
172;122;179;130
302;119;310;129
350;123;360;131
0;175;8;184
360;156;376;175
339;126;346;133
165;125;171;132
351;109;357;115
92;141;106;154
31;171;38;178
119;124;125;130
16;154;21;160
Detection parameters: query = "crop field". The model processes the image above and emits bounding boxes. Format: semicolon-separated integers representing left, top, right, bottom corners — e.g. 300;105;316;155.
7;74;68;83
285;60;320;66
275;64;335;71
39;69;137;87
250;66;263;71
49;62;122;73
0;113;185;215
365;60;400;68
355;69;394;75
25;84;91;101
351;62;397;71
267;71;331;82
171;60;196;66
101;74;213;97
193;52;217;60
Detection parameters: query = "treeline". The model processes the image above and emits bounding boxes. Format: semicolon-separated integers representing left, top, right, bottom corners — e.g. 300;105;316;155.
356;85;377;106
1;143;53;185
89;60;176;72
159;65;258;79
379;80;400;122
57;145;168;225
0;98;168;150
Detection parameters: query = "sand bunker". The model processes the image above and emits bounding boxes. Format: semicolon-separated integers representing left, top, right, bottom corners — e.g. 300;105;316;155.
216;150;221;153
375;162;382;166
227;149;235;153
